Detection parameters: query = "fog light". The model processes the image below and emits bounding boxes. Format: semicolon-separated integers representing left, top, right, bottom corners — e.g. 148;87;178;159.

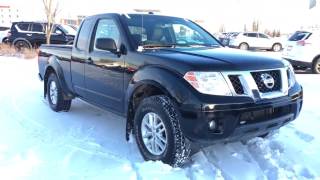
208;120;217;130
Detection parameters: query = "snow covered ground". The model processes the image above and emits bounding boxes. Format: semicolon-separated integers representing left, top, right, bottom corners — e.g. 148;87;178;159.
0;56;319;180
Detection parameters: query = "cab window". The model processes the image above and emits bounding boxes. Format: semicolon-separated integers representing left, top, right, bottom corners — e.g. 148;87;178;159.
93;19;120;51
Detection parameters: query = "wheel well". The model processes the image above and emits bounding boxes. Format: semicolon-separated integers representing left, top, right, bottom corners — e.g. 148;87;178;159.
239;42;249;47
312;55;320;64
126;84;168;140
43;66;56;97
272;42;282;46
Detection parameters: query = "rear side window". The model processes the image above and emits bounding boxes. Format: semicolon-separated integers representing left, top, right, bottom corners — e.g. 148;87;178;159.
247;33;257;37
31;23;44;32
17;23;30;31
289;31;312;41
76;19;94;51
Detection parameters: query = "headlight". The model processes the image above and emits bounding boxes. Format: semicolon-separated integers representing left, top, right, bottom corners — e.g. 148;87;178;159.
285;61;296;88
183;72;232;96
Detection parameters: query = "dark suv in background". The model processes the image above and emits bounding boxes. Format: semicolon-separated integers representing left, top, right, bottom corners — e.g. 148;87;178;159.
7;22;76;50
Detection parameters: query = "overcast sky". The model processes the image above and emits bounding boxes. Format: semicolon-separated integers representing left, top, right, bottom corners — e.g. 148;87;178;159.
1;0;319;33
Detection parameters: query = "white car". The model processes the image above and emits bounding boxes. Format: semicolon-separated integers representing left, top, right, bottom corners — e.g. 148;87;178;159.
229;32;283;52
0;26;10;43
282;31;320;74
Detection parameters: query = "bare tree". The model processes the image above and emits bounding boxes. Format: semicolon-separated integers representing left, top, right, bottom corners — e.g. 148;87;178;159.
219;24;226;33
42;0;59;44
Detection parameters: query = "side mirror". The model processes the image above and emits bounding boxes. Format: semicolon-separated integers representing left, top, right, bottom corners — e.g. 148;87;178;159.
56;30;63;35
96;38;117;53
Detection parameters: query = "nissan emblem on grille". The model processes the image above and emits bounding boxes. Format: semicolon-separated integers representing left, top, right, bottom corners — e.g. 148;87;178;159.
260;73;275;89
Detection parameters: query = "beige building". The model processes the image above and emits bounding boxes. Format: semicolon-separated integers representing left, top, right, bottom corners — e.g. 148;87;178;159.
0;5;20;27
60;15;85;26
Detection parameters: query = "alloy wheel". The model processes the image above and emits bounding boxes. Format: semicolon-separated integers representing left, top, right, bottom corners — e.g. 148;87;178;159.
141;112;167;155
49;81;58;105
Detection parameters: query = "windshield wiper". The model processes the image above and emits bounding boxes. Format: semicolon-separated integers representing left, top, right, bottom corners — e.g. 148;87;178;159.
137;43;220;51
142;44;175;48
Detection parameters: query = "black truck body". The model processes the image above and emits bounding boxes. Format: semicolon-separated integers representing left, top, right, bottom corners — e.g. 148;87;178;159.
38;13;303;166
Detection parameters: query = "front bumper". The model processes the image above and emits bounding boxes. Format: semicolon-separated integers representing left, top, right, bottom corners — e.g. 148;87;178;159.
179;85;303;144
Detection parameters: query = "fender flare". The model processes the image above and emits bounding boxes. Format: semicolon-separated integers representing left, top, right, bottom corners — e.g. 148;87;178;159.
12;38;32;48
124;66;197;140
43;56;74;100
125;66;193;114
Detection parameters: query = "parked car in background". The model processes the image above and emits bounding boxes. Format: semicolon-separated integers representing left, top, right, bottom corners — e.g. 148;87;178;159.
229;32;283;51
6;22;76;50
218;32;239;46
282;30;320;74
0;26;10;43
67;24;79;31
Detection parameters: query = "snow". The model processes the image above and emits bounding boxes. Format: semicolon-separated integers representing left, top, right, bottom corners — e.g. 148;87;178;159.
0;56;319;179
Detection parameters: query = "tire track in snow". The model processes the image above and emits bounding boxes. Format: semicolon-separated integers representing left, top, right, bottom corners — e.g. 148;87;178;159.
201;142;266;180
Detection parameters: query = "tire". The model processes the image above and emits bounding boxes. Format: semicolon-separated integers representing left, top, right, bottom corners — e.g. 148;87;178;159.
239;43;249;50
312;57;320;74
14;40;31;52
272;43;282;52
47;73;72;112
134;95;190;167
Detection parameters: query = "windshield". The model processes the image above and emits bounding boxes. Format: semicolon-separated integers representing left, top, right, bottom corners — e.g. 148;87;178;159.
122;14;221;49
60;24;77;36
288;31;312;41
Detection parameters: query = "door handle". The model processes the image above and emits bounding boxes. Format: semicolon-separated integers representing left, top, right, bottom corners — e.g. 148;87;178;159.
26;33;32;37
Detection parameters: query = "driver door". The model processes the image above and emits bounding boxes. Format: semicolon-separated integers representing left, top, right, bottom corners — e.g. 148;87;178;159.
85;18;125;113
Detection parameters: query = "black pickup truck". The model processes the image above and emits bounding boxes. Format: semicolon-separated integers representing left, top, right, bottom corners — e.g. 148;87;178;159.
38;13;303;167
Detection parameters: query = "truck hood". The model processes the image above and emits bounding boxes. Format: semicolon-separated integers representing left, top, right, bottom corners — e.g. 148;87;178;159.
144;47;285;72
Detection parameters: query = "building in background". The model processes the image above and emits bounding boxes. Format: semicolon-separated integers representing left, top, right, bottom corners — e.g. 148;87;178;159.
0;5;20;27
60;15;85;27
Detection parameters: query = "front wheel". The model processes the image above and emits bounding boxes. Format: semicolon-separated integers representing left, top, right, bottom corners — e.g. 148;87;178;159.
312;57;320;74
134;95;190;167
47;73;72;112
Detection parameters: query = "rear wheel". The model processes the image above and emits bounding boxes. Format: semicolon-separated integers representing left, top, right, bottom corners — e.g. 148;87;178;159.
134;95;190;167
312;57;320;74
14;40;31;52
47;73;72;112
272;43;282;52
239;43;249;50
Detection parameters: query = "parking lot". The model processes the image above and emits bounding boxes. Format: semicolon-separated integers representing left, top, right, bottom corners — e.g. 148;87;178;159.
0;55;319;179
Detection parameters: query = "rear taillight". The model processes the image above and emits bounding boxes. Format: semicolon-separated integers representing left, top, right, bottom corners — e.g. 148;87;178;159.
7;31;11;37
297;40;311;46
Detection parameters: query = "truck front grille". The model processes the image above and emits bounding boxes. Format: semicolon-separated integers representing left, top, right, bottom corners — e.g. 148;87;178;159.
251;70;281;93
228;75;244;94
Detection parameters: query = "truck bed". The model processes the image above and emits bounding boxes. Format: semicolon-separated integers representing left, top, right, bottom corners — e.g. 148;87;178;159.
38;44;72;78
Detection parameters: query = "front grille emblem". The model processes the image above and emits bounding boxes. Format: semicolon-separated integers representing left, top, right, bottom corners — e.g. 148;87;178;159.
260;73;275;89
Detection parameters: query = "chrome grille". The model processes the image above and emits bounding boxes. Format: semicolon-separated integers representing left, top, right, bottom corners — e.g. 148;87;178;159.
251;70;281;93
222;68;289;100
228;75;244;94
